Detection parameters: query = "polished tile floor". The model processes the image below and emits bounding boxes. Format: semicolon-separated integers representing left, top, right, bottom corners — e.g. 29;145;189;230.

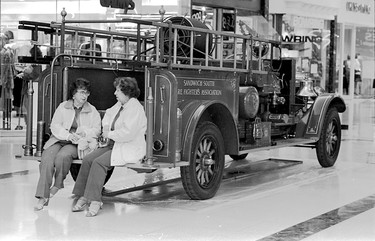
0;98;374;241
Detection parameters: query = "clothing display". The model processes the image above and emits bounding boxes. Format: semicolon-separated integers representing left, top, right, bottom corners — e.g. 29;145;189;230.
1;45;16;129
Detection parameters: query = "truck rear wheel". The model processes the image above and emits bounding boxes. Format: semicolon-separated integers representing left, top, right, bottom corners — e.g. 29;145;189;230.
316;107;341;167
180;122;225;200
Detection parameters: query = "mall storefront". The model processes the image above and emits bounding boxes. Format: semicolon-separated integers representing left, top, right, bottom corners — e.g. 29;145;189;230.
336;0;375;98
269;0;375;98
270;0;339;94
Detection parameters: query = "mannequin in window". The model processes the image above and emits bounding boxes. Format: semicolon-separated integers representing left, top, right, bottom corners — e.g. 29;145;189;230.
0;33;16;129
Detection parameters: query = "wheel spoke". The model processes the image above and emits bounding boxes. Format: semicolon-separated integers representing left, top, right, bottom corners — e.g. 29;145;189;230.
331;123;336;133
195;154;201;163
327;122;333;133
327;121;338;156
206;140;212;152
204;171;209;184
328;143;333;155
197;169;202;183
209;149;216;156
203;138;208;151
200;171;205;185
197;149;202;158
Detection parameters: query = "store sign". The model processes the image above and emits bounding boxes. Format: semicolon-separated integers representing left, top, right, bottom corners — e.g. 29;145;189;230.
192;0;261;12
291;16;324;29
346;2;371;14
338;0;374;25
100;0;135;12
282;35;321;43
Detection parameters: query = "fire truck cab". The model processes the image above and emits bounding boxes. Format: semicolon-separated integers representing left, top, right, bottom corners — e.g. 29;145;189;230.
17;8;345;200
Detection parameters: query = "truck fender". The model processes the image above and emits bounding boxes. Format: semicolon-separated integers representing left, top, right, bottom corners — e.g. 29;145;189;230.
297;94;346;139
179;100;238;162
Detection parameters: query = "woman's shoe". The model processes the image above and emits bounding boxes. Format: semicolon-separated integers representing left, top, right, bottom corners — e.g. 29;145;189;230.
49;187;60;198
72;197;88;212
86;201;103;217
34;198;49;211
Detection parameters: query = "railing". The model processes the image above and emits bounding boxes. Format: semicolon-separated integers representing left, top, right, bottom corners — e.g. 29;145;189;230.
19;15;282;74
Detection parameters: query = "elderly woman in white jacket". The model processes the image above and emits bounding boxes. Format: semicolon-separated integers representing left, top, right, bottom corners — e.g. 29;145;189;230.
34;78;101;211
72;77;147;217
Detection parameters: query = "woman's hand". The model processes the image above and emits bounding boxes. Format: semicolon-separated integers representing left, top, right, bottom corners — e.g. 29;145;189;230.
68;133;81;143
75;129;86;138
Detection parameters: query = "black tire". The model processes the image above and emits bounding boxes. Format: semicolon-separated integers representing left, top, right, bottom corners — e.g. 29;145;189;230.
229;154;248;160
180;122;225;200
69;163;114;184
316;107;341;167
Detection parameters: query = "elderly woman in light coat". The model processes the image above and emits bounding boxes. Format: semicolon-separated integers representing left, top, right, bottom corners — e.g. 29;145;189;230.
72;77;147;217
35;78;101;211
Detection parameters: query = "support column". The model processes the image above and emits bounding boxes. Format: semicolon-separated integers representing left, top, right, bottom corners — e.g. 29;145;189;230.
349;26;356;99
338;22;345;96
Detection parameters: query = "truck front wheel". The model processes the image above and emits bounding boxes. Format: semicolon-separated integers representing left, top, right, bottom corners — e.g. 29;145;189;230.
316;107;341;167
180;122;225;200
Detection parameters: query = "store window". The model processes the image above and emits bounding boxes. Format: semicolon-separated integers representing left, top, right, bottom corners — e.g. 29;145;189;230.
356;27;375;96
281;15;331;91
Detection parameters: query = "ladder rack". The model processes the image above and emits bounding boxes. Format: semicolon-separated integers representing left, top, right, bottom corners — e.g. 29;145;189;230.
18;17;282;73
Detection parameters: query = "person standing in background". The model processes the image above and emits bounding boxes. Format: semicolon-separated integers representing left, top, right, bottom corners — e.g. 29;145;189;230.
343;56;350;95
19;46;43;122
353;53;362;95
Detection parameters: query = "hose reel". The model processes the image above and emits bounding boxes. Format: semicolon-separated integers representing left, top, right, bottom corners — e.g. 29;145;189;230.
160;16;213;58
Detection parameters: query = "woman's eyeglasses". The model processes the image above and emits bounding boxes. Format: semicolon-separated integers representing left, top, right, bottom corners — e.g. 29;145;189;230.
76;90;90;96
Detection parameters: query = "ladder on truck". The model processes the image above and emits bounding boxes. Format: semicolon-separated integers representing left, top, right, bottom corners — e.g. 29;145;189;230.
18;15;282;74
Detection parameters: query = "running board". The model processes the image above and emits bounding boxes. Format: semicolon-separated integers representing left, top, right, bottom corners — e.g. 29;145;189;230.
126;161;189;173
102;177;180;197
239;138;317;154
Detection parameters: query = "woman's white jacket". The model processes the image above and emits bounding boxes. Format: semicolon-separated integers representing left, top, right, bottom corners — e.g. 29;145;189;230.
44;100;102;149
103;98;147;166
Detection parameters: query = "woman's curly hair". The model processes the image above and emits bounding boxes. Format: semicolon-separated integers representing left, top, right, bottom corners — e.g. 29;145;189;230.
113;77;140;98
68;78;91;100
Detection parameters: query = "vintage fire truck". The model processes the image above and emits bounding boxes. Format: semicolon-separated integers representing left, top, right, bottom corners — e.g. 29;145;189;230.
18;9;345;200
